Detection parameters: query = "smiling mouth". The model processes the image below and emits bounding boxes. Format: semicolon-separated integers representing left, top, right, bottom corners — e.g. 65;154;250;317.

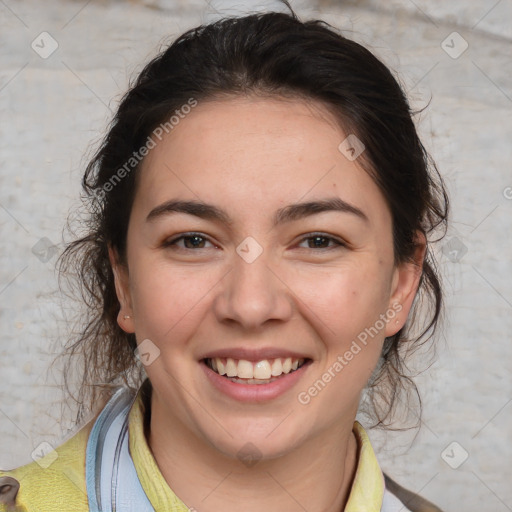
204;357;309;385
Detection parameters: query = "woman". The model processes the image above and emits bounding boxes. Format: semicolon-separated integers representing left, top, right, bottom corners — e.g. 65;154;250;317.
0;4;448;511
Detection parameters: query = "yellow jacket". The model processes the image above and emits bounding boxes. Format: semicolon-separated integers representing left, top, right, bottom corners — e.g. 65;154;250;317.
0;418;93;511
0;383;440;511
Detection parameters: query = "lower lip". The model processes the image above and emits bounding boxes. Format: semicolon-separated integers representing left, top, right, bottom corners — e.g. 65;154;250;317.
200;360;311;402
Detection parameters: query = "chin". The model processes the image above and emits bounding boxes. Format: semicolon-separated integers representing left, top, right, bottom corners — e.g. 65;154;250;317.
203;415;310;462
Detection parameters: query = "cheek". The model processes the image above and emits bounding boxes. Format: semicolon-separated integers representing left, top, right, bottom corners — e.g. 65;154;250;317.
128;260;218;343
293;262;392;339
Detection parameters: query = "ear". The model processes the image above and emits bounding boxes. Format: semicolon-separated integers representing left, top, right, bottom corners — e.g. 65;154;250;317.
108;245;135;334
385;231;427;337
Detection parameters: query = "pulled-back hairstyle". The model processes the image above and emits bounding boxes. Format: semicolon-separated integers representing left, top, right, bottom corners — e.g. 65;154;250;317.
57;3;448;429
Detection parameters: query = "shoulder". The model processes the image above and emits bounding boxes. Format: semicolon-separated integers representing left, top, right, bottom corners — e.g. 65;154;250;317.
382;486;412;511
383;473;445;512
0;416;96;512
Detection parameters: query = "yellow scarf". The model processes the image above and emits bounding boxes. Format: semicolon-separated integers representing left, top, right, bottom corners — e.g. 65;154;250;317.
129;387;384;511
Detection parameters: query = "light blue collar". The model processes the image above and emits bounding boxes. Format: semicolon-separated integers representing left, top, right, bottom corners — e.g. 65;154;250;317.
85;387;155;512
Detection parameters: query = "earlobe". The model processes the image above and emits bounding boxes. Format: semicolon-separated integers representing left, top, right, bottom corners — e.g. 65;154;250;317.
385;231;427;337
108;245;135;333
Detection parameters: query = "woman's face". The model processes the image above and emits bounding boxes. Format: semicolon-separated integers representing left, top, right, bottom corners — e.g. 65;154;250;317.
112;96;423;460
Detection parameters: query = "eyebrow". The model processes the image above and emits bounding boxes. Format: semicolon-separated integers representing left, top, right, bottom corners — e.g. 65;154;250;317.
146;197;369;226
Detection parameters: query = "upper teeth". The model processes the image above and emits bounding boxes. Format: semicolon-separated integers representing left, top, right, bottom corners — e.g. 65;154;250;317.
208;357;304;380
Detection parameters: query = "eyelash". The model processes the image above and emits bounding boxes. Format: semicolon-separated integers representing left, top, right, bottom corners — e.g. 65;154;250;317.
163;232;346;251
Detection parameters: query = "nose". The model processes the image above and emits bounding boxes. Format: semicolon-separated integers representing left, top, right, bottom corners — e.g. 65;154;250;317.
213;243;294;330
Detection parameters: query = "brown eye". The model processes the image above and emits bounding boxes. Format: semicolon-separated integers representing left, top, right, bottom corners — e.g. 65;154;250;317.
298;233;345;250
163;233;215;250
181;235;207;249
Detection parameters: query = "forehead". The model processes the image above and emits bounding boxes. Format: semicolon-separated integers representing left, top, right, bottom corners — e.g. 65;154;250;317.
135;96;391;229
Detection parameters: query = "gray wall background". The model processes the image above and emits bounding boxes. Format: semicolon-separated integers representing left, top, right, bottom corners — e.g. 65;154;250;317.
1;1;511;511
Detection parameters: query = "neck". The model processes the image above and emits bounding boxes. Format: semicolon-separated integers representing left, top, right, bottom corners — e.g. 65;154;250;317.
147;390;359;512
